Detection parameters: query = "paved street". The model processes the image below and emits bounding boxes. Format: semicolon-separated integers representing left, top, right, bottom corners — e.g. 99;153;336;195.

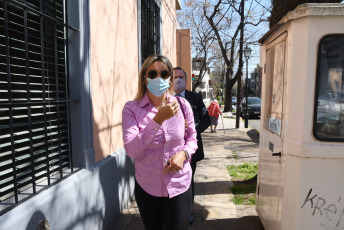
246;117;260;133
117;112;263;230
231;105;261;132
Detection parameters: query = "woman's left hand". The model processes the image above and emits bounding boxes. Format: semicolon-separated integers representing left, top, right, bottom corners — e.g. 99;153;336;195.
163;151;187;174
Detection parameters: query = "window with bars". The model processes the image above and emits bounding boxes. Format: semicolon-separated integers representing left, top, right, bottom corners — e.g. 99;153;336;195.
0;0;73;212
141;0;161;64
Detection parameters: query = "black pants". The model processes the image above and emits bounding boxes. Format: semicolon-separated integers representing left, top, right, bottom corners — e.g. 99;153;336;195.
135;180;192;230
190;160;197;207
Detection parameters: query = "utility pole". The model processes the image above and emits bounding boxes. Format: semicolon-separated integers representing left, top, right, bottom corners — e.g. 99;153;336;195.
244;46;252;128
235;0;244;129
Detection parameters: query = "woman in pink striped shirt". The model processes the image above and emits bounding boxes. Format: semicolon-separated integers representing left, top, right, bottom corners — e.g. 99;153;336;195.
122;55;198;230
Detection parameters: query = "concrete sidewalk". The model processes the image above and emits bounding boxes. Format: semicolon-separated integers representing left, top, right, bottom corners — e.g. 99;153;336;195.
118;113;263;230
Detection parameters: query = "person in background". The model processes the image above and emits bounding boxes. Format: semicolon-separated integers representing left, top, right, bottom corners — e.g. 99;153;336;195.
173;67;211;225
207;99;222;133
122;55;198;230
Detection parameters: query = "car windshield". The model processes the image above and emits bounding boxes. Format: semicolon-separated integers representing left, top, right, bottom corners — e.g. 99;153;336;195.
247;98;261;104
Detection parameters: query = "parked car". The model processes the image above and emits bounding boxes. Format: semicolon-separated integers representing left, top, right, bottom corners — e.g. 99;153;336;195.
240;97;261;118
232;96;237;105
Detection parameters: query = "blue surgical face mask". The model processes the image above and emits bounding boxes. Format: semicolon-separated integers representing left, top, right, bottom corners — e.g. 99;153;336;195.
146;77;171;97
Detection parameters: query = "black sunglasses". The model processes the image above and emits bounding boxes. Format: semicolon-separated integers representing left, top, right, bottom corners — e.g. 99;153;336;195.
146;70;171;79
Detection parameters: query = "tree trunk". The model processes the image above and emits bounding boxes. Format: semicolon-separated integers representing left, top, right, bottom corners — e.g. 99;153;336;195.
224;71;232;112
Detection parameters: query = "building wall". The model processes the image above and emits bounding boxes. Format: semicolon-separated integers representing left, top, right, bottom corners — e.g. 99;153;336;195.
0;152;135;230
193;70;211;101
90;0;139;162
176;29;192;90
162;0;178;65
90;0;180;162
0;1;182;230
0;2;136;229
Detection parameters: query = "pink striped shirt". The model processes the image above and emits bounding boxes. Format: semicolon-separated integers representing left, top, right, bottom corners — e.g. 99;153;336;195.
122;93;198;198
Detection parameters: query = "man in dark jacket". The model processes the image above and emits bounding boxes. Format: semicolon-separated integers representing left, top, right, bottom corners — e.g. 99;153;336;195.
173;67;211;224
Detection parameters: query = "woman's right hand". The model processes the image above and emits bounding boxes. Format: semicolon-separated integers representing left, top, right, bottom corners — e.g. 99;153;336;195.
153;98;179;125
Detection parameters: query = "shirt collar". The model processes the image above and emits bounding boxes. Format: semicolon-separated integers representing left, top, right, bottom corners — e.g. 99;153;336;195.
177;90;186;98
139;92;150;107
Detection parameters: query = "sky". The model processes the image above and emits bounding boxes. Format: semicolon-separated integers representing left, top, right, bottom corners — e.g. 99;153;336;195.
178;0;271;77
179;0;344;77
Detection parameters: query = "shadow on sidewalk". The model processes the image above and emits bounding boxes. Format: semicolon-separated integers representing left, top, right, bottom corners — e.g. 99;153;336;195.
118;213;143;230
118;201;263;230
203;130;259;151
194;181;231;196
191;202;263;230
189;215;264;230
118;202;209;230
246;130;259;144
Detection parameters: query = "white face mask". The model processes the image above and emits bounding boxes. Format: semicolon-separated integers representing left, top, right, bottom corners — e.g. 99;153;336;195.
174;78;186;92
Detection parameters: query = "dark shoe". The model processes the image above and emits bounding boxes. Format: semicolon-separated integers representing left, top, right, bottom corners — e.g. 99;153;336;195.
214;130;217;133
211;130;214;133
189;214;194;225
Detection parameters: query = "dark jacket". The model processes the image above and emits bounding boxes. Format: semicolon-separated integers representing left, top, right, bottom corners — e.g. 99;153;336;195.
185;90;211;162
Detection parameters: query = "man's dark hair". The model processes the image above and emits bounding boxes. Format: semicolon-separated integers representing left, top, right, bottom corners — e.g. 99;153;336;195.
173;67;187;80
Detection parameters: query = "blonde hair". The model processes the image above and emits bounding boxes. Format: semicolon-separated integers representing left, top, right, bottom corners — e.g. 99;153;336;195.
135;54;174;101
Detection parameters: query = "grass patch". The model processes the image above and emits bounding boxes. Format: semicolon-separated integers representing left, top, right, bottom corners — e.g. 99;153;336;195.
232;150;238;159
227;163;258;205
223;116;236;119
232;194;245;205
248;196;256;205
227;163;258;180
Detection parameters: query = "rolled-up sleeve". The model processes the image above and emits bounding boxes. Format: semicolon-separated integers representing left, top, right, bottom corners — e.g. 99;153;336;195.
122;102;161;159
180;99;198;158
